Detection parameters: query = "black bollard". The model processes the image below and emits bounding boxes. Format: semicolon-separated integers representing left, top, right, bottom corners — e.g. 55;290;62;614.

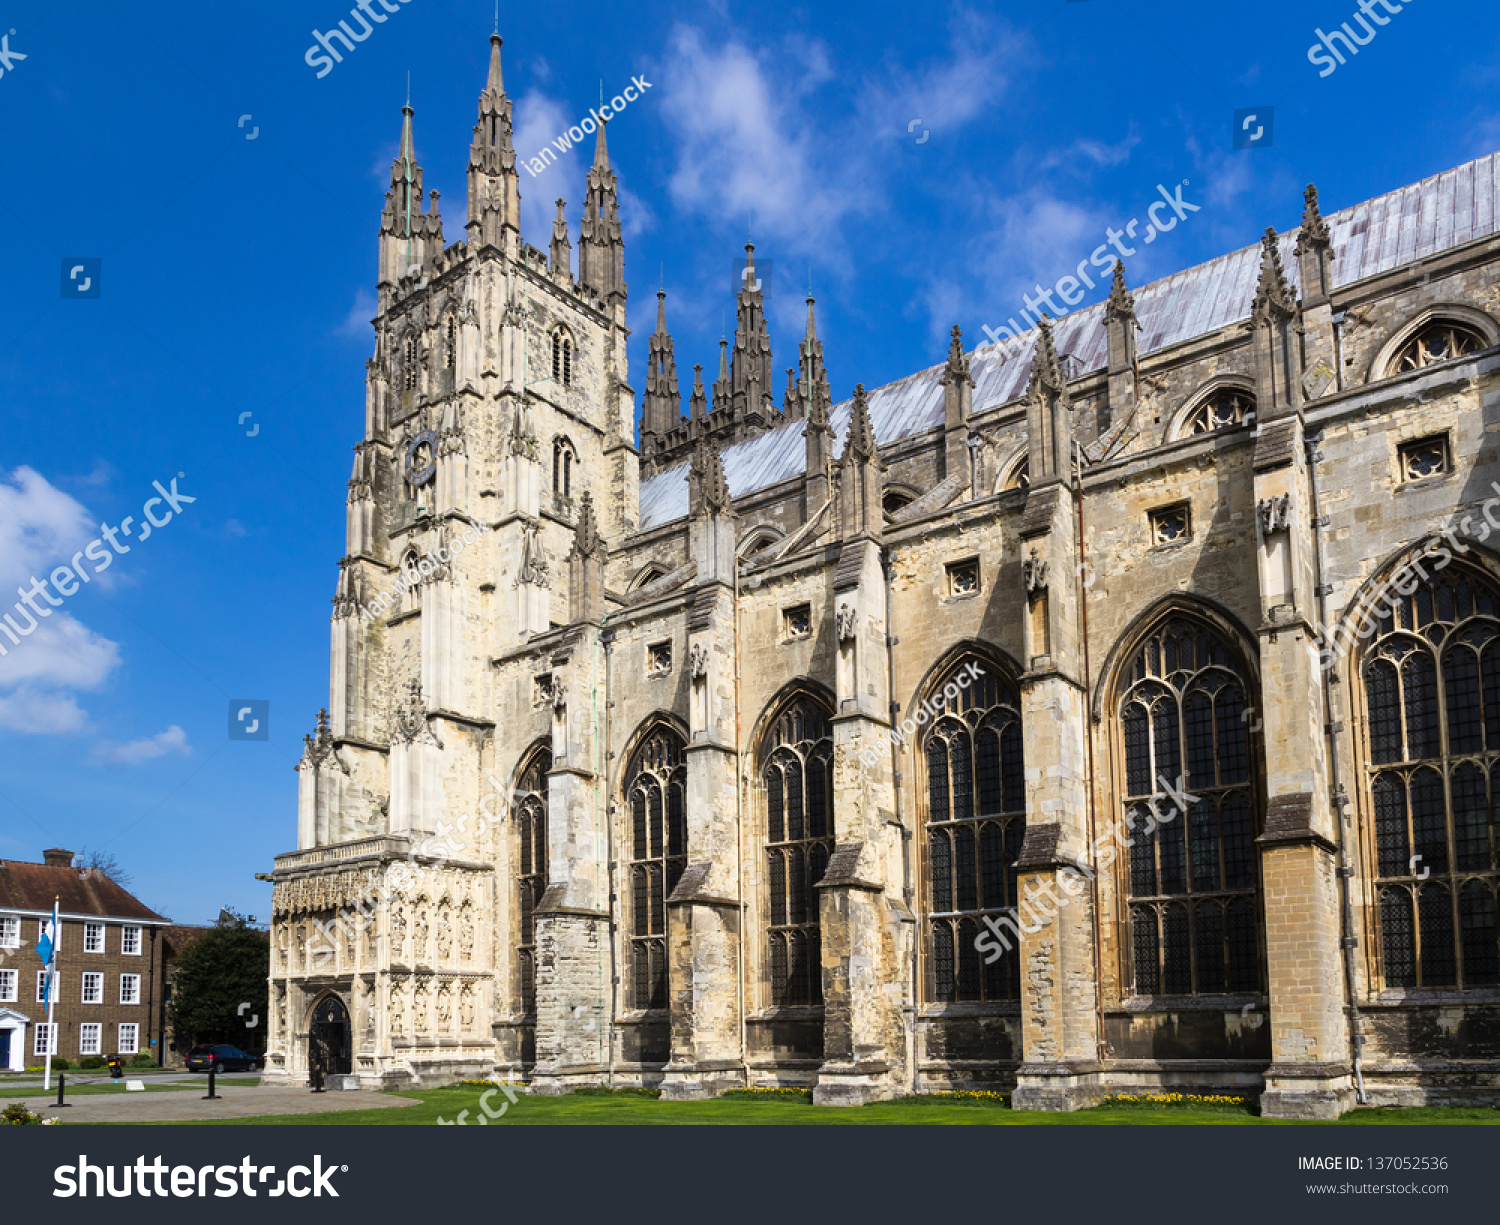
52;1072;71;1108
202;1070;220;1101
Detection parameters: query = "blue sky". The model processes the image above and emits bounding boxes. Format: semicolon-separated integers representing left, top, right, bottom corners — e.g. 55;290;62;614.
0;0;1496;924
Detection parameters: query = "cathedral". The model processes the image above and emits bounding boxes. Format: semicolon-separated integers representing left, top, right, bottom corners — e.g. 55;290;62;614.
264;33;1500;1118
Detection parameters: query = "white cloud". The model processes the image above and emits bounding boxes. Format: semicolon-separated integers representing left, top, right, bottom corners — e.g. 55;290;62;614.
651;11;1022;282
93;725;191;766
0;688;90;735
514;88;585;248
0;467;123;734
0;613;119;692
658;26;863;261
335;288;377;340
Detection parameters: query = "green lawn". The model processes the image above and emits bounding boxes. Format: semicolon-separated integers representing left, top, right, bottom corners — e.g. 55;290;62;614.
168;1085;1500;1126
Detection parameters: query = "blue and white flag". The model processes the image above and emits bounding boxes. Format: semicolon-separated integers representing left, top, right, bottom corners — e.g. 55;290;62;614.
36;899;58;1006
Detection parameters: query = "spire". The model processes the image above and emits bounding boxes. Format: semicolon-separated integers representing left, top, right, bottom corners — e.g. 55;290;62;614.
836;385;884;541
642;290;681;442
1025;316;1073;485
467;33;519;251
940;324;973;389
1296;184;1334;308
783;367;799;416
593;115;609;169
580;117;626;302
1298;183;1331;249
1103;262;1140;425
550;197;571;278
689;438;733;519
705;446;732;516
1251;227;1295;323
1027;315;1071;403
379;102;441;288
1104;261;1137;326
568;492;605;624
485;28;503;94
570;491;603;559
689;363;708;433
731;241;774;427
844;384;878;462
791;292;831;424
712;336;731;415
940;325;974;482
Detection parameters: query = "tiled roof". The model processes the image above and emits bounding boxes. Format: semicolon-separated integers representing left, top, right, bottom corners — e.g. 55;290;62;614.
0;860;168;923
639;151;1500;530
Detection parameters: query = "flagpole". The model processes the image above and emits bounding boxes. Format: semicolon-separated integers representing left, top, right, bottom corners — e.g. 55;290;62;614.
42;897;57;1092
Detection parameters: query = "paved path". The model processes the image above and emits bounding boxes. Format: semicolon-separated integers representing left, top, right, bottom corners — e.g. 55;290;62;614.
5;1083;420;1123
0;1071;203;1092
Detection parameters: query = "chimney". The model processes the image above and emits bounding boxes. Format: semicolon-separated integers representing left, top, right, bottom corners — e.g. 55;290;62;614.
43;847;74;868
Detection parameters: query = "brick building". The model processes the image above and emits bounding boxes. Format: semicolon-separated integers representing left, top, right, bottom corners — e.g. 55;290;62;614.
0;849;169;1070
266;33;1500;1117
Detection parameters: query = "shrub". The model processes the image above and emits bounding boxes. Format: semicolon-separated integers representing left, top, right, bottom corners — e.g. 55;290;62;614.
2;1101;46;1125
78;1055;106;1070
129;1053;155;1067
50;1058;71;1071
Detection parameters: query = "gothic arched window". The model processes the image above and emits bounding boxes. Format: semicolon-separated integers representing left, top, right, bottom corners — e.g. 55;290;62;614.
922;654;1025;1002
515;746;551;1017
1184;388;1255;436
552;437;575;501
1119;617;1262;996
762;693;835;1006
1360;565;1500;989
400;550;422;612
1392;321;1486;375
446;315;457;371
552;331;573;387
403;336;419;392
624;726;687;1010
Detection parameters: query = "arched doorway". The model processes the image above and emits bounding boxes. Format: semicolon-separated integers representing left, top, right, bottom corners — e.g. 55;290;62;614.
308;994;351;1086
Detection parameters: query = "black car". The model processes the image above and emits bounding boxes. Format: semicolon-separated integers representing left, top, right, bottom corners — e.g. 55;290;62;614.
186;1044;258;1073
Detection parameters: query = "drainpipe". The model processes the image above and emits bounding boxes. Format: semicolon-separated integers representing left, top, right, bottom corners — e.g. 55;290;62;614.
884;547;919;1096
600;619;617;1089
734;558;747;1082
148;927;160;1067
1305;430;1368;1104
1331;312;1347;393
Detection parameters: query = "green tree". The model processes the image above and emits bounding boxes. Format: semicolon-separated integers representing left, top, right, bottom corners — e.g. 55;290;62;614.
167;912;269;1050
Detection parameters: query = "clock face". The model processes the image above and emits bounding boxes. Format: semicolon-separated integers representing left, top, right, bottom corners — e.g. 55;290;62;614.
404;429;438;487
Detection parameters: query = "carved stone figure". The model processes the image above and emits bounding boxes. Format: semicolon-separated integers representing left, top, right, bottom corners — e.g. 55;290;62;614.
459;906;475;962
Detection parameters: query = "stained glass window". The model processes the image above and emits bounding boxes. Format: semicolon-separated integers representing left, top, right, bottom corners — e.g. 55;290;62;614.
625;727;687;1010
1362;567;1500;989
1120;619;1262;995
924;658;1025;1002
764;696;834;1006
